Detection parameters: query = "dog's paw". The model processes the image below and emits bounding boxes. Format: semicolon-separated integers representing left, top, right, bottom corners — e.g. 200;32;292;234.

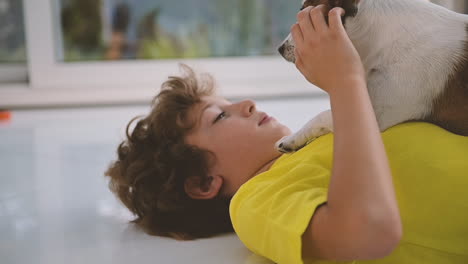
275;135;311;153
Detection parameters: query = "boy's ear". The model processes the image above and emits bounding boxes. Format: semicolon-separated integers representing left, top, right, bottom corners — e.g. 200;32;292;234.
184;175;223;200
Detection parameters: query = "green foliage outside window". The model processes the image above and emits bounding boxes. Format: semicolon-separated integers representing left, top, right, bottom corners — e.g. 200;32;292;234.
59;0;297;62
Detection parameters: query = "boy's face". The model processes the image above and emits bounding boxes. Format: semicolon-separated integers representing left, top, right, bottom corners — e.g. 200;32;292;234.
185;96;291;196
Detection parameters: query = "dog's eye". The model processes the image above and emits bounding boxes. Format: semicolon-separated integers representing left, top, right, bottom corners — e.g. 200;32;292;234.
213;112;226;123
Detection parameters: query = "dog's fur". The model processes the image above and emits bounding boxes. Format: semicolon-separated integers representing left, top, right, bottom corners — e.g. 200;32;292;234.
276;0;468;152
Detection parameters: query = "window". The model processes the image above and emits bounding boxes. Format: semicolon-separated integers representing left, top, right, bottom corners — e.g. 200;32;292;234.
6;0;315;107
0;0;314;107
0;0;28;84
58;0;298;62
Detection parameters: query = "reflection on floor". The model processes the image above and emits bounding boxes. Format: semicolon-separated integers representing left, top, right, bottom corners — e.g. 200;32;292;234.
0;96;330;264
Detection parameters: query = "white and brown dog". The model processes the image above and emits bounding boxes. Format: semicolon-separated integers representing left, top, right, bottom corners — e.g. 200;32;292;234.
276;0;468;152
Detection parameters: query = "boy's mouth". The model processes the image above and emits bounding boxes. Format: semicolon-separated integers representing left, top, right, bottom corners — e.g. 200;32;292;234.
259;114;272;126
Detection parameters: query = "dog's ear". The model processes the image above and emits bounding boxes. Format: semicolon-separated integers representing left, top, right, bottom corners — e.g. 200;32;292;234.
301;0;359;22
330;0;359;18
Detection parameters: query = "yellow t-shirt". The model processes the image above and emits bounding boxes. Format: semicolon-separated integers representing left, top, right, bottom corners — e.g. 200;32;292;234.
229;122;468;264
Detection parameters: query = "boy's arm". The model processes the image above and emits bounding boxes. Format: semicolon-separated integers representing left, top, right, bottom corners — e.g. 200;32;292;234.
292;5;402;261
302;78;401;261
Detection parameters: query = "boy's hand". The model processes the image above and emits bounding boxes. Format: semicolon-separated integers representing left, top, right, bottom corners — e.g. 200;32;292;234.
292;5;366;94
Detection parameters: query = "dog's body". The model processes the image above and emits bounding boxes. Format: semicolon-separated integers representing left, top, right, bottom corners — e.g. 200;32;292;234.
277;0;468;152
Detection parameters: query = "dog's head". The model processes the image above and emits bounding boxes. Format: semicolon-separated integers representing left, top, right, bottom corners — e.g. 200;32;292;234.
278;0;360;63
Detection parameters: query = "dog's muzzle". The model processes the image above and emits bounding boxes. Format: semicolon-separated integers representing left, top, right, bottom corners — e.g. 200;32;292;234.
278;34;296;63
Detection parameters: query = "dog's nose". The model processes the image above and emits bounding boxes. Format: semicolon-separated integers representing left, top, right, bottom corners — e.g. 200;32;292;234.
278;44;285;55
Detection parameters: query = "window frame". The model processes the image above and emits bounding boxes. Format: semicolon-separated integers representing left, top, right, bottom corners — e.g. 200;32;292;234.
0;0;322;108
0;64;28;84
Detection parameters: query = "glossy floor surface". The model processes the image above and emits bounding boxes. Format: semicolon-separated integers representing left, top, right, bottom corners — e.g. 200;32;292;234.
0;96;330;264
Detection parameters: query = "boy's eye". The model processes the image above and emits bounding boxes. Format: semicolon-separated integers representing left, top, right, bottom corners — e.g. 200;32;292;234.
213;112;226;123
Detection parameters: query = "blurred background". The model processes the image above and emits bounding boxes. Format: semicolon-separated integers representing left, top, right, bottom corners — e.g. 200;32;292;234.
58;0;295;61
0;1;467;264
0;0;466;107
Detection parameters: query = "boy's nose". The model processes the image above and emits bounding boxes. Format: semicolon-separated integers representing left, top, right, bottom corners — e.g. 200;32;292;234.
239;99;256;117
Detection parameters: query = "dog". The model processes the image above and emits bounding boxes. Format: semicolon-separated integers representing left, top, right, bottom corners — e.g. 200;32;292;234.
276;0;468;153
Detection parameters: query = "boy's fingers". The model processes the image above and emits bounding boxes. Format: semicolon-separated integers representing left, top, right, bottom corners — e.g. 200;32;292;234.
297;6;315;36
328;7;346;32
291;23;304;49
309;5;328;33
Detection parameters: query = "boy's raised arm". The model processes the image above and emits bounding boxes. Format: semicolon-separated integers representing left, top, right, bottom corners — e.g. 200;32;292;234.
292;5;402;261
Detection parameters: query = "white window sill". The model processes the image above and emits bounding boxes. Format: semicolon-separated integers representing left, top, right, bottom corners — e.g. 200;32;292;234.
0;79;325;108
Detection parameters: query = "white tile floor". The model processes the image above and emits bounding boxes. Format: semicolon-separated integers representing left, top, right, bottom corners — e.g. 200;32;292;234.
0;96;330;264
